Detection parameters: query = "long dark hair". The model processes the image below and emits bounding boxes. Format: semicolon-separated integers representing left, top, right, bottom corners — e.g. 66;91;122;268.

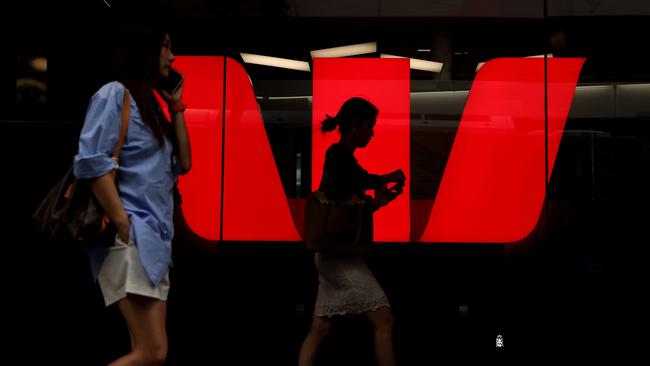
112;25;168;145
321;97;379;134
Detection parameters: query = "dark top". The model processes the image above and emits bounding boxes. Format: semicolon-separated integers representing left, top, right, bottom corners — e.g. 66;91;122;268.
318;143;383;201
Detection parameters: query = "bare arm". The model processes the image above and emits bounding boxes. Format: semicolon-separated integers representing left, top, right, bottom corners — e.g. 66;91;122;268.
170;107;191;173
161;86;192;173
379;169;406;185
90;173;130;242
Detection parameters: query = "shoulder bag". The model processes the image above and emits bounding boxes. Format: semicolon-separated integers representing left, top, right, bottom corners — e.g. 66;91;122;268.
32;89;131;248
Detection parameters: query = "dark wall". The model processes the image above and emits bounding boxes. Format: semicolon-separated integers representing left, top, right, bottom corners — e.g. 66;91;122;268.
4;2;649;364
5;122;640;364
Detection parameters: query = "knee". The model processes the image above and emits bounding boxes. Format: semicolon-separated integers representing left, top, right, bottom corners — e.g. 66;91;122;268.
135;343;168;366
373;311;394;335
150;345;168;366
311;319;333;339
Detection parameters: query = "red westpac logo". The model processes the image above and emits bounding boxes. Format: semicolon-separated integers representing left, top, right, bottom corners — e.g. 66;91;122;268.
171;56;585;243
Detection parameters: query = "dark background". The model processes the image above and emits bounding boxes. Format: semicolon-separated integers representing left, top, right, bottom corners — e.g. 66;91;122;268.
4;1;649;364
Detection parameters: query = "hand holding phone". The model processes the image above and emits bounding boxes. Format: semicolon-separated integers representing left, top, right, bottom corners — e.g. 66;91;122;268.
374;180;404;208
388;181;405;194
158;68;184;96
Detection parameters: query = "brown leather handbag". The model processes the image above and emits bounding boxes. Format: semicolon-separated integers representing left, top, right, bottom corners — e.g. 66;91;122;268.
32;89;131;248
304;191;374;253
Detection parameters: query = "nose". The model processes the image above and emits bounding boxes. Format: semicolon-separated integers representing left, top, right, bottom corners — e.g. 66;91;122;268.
169;52;175;64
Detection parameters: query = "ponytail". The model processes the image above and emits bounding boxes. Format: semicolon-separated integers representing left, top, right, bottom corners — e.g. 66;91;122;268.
321;97;378;135
321;114;339;133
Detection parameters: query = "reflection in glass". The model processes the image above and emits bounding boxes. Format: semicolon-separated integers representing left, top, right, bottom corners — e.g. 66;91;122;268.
16;54;47;107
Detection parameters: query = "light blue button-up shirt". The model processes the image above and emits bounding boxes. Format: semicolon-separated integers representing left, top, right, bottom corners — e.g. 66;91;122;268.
73;81;178;286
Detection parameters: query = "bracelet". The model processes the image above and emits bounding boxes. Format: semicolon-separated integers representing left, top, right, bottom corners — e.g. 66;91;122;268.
169;102;187;115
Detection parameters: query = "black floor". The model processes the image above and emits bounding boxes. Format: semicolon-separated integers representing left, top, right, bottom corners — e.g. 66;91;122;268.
7;229;641;365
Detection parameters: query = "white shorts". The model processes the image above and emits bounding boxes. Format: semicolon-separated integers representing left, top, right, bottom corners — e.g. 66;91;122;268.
97;235;170;307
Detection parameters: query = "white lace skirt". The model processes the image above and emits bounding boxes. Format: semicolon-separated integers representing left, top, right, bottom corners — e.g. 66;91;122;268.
314;252;390;317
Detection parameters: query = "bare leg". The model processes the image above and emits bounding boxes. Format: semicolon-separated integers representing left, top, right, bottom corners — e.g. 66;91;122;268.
107;295;168;366
365;307;396;366
128;328;134;350
298;316;333;366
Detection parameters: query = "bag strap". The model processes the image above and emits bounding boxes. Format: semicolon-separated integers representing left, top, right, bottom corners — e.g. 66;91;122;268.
110;88;131;168
314;191;367;249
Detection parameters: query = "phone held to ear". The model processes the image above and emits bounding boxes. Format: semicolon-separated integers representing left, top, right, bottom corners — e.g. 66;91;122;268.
158;68;184;95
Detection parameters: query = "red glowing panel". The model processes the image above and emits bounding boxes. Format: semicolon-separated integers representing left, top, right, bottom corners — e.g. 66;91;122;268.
222;58;301;241
172;56;223;241
312;58;411;242
420;58;584;243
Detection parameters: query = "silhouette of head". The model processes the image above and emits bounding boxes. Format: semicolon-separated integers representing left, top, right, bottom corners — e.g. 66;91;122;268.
321;97;378;148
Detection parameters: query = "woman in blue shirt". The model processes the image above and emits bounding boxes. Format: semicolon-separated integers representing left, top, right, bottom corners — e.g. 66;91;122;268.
73;24;190;366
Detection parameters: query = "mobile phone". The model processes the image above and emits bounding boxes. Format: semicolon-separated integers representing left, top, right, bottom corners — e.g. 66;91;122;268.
158;68;184;95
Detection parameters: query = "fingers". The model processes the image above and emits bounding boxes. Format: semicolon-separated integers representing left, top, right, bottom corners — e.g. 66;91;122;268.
158;87;183;106
394;169;406;182
375;186;403;207
169;86;183;104
174;85;184;98
159;89;171;100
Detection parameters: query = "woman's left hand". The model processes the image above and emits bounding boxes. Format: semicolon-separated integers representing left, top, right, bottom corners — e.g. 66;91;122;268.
159;85;183;108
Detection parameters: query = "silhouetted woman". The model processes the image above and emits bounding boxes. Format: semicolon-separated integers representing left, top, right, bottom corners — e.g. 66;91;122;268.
299;97;406;366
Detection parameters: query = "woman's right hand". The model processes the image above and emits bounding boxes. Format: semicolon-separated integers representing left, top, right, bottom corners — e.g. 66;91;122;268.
90;174;133;244
374;181;404;208
116;216;131;243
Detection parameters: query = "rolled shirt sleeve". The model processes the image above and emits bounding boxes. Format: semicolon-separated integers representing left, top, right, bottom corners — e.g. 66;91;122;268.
73;82;126;179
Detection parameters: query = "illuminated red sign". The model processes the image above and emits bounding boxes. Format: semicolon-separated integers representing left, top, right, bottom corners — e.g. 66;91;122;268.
172;56;585;243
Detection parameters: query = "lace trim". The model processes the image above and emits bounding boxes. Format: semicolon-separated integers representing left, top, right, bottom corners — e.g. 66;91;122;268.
314;297;390;317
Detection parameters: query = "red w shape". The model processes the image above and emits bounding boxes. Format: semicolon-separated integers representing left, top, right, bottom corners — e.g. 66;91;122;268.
420;58;585;242
174;56;584;243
